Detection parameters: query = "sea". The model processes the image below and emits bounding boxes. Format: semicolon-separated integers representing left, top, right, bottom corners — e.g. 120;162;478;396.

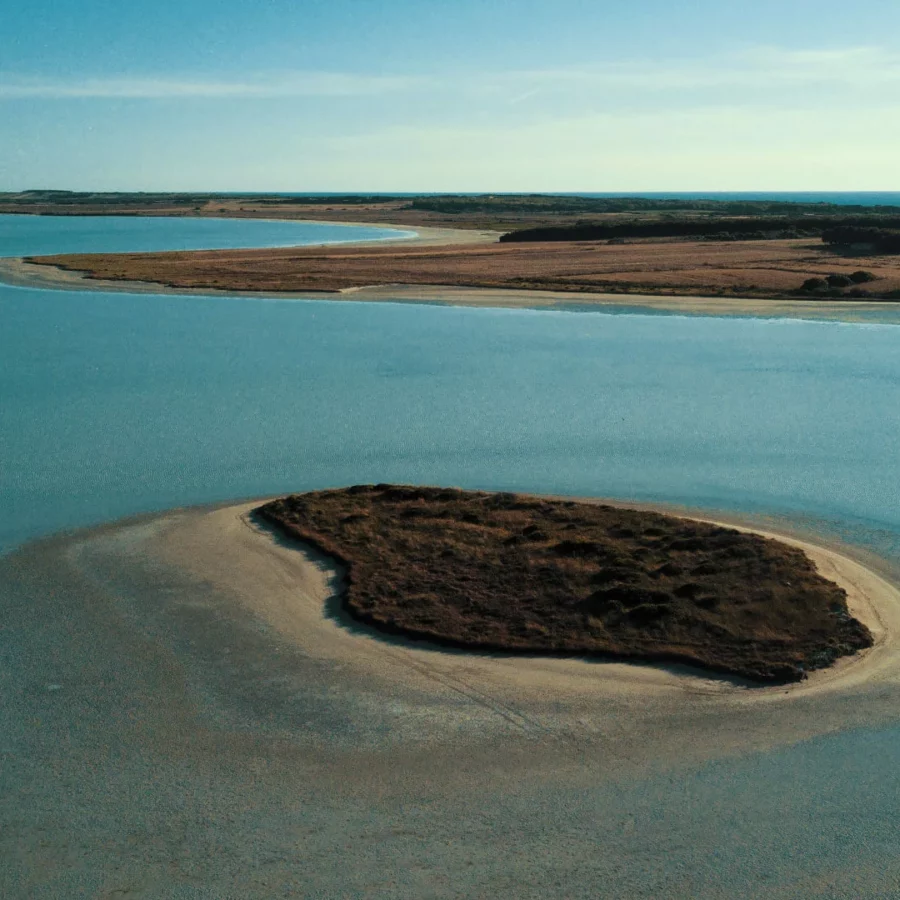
0;213;415;257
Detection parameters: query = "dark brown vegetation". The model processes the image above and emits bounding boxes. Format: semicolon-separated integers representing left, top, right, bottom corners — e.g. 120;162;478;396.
822;226;900;254
4;191;899;233
258;486;873;684
28;238;900;299
500;215;900;243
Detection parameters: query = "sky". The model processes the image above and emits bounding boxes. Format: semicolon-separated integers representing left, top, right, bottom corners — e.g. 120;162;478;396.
1;0;899;191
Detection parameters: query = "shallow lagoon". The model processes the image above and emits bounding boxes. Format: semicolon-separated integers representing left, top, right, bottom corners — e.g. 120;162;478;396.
0;212;413;257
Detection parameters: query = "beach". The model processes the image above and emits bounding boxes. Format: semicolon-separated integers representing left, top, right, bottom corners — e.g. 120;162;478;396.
4;499;900;896
4;256;900;323
4;222;900;322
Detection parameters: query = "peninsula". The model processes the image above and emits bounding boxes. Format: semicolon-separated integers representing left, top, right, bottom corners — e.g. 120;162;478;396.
4;192;900;304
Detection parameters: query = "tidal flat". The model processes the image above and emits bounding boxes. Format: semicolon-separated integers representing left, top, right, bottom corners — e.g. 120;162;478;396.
3;501;900;897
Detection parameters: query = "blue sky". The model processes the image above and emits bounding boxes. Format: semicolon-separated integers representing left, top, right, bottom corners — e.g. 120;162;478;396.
2;0;899;191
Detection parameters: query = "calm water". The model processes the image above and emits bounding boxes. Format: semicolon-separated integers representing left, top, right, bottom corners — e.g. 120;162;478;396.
2;285;900;558
2;216;900;892
0;214;413;257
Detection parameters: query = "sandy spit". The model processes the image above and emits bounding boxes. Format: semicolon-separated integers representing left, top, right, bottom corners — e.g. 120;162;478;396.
3;256;899;322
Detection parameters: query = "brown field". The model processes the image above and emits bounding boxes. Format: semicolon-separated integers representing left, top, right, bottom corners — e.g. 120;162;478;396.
258;486;873;683
29;237;900;298
0;195;659;231
0;197;483;228
0;194;789;232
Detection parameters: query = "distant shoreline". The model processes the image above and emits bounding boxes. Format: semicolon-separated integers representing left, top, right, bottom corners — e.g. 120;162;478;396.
3;212;900;321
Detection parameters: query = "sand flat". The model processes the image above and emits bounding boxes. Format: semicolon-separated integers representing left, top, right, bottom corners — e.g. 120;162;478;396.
4;500;900;897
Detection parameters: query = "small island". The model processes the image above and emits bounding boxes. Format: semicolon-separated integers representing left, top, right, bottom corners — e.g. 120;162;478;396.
257;485;872;684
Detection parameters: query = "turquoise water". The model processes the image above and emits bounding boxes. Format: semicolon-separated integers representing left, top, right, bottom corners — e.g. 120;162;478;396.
3;284;900;558
0;213;413;257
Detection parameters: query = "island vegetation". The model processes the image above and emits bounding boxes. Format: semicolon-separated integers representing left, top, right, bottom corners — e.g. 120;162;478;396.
257;485;873;684
25;235;900;300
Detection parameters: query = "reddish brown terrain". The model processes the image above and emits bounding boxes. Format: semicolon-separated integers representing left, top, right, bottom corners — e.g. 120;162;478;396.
0;195;552;230
258;486;873;683
28;237;900;298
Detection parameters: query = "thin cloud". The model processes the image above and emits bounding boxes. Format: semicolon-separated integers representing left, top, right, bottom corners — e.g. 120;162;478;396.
2;45;897;101
0;71;421;99
493;45;900;93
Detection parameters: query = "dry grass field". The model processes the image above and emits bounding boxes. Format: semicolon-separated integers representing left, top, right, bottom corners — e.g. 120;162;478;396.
30;237;900;298
259;486;873;683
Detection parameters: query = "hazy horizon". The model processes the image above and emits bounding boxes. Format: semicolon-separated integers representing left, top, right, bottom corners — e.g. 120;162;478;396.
3;0;899;193
3;185;900;200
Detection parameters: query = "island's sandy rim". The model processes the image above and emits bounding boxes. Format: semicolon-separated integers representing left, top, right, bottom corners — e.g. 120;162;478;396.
138;494;900;703
3;257;899;322
6;493;900;798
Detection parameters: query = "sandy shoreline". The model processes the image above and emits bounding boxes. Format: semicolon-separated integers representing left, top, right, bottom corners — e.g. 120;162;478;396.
5;496;900;896
41;497;900;709
226;498;899;700
3;213;900;321
3;256;900;322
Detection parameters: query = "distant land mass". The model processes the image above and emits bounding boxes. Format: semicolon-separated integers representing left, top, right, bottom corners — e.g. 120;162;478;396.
5;191;900;304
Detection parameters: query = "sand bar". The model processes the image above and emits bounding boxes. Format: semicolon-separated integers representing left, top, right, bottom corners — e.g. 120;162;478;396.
3;256;900;322
4;498;900;895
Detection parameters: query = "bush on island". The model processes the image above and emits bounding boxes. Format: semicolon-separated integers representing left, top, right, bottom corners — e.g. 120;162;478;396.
801;277;828;293
826;274;853;288
850;270;878;283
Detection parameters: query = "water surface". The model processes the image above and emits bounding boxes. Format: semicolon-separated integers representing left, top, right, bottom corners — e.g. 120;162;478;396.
2;286;899;558
0;213;413;257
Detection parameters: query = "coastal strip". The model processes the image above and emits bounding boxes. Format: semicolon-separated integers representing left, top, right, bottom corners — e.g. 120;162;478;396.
3;256;900;322
4;221;900;320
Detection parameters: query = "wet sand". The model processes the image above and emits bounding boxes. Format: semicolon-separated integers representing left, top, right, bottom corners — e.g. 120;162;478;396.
3;499;900;896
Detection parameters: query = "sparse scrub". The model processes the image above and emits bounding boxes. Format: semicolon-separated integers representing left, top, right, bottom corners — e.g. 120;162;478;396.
258;486;872;683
